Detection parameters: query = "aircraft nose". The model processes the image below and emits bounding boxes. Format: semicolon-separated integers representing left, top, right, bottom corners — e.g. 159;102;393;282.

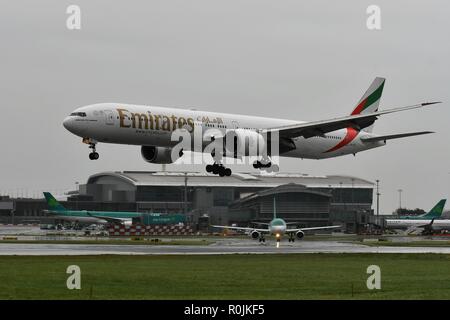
63;116;74;132
63;116;85;136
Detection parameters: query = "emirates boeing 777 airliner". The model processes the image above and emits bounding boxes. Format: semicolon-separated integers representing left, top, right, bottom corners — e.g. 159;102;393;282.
63;77;439;176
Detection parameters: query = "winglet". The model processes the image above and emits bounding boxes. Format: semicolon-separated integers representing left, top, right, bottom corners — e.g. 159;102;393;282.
421;101;442;106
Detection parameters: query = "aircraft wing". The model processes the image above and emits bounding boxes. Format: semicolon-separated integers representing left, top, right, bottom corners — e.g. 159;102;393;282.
250;221;270;226
286;225;342;233
416;219;435;229
86;212;131;224
211;225;269;233
261;102;440;139
360;131;433;143
404;226;421;235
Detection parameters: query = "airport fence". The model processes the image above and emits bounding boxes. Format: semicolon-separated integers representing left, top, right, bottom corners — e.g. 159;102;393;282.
107;224;194;236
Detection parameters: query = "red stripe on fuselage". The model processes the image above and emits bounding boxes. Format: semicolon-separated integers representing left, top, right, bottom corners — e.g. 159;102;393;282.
324;127;358;153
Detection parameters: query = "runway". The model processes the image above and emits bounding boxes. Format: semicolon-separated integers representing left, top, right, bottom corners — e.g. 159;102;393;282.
2;239;450;255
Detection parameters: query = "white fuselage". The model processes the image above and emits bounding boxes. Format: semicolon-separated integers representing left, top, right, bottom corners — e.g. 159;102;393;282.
63;103;385;160
386;219;450;230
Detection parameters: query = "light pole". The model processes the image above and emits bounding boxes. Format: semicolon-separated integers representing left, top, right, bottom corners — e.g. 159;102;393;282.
351;178;355;204
397;189;403;211
184;172;188;215
376;179;380;217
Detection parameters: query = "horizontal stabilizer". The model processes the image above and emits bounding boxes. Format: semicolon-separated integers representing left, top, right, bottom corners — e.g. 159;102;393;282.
361;131;434;143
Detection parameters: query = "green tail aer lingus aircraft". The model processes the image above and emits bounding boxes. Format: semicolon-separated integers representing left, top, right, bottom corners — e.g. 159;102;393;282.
43;192;142;225
398;199;447;220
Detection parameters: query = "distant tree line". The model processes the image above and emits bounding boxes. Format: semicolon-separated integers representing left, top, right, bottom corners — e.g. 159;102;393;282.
394;208;426;216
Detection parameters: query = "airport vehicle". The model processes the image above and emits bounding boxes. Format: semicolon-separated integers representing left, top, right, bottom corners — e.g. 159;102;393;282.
385;199;449;232
43;192;142;225
63;77;439;176
211;198;341;243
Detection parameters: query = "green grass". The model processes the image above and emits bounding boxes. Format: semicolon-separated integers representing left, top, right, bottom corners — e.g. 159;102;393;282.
356;240;450;247
1;253;450;299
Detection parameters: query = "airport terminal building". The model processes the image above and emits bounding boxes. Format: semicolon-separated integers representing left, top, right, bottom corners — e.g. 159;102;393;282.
0;171;375;233
63;171;376;231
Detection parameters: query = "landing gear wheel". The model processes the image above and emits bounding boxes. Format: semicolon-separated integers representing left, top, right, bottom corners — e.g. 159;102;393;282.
87;141;99;160
254;158;279;173
206;163;232;177
89;152;99;160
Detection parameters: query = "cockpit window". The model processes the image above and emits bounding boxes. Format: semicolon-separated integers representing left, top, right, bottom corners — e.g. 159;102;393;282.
70;112;87;117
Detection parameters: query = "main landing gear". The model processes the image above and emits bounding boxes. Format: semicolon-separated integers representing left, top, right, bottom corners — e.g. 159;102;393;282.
288;233;295;243
253;158;279;173
206;163;232;177
258;235;266;243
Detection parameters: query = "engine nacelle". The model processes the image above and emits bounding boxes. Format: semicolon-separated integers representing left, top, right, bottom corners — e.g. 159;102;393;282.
250;230;260;239
224;129;266;158
296;231;305;240
141;146;182;164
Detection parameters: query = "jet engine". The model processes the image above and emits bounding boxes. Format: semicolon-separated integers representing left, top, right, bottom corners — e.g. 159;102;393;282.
224;129;266;157
296;231;305;240
141;146;182;164
250;230;260;239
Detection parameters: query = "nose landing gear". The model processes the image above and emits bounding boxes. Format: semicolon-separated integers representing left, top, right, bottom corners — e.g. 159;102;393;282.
83;138;99;160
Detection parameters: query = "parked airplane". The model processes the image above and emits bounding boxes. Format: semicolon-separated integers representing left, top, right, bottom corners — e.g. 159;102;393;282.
385;199;448;232
43;192;141;225
211;198;341;243
63;77;440;176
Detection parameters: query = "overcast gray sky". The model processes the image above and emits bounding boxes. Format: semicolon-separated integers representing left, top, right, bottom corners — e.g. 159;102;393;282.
0;1;449;213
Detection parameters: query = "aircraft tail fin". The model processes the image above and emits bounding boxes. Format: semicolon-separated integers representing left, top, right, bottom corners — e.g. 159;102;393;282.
419;199;446;219
350;77;385;132
43;192;66;211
